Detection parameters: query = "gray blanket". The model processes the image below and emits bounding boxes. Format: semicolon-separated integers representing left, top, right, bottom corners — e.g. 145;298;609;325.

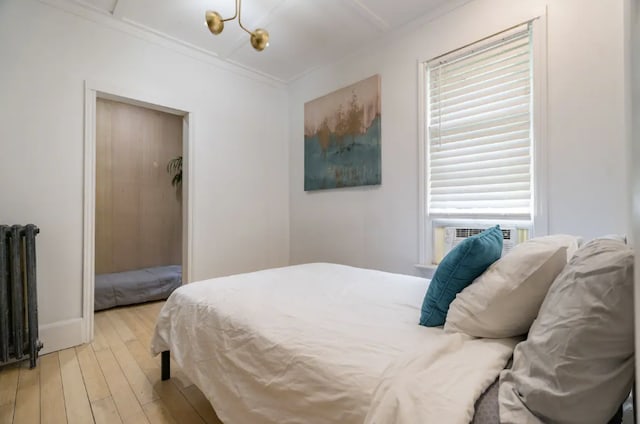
95;265;181;311
472;378;624;424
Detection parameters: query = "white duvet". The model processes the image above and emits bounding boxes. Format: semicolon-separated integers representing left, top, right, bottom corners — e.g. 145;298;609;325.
151;263;517;424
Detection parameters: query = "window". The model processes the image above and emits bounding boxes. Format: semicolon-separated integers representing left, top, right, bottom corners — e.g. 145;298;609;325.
420;21;544;266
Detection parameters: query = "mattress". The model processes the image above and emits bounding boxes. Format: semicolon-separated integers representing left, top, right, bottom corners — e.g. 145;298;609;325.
151;263;517;424
95;265;181;311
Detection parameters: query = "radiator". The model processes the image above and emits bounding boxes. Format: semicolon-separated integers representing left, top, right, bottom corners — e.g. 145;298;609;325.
0;224;43;368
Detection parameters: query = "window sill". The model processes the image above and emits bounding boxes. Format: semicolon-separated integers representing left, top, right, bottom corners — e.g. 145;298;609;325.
414;264;438;271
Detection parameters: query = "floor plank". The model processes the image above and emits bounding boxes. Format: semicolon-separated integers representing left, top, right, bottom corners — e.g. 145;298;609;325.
0;301;219;424
121;411;150;424
125;340;204;424
40;353;67;424
91;314;110;353
91;397;122;424
94;348;148;423
149;380;204;424
129;306;157;336
0;365;20;407
118;308;153;347
99;310;159;406
142;400;177;424
59;348;94;424
105;310;136;343
180;385;222;424
125;340;190;392
113;342;159;405
94;314;120;347
0;403;14;424
75;344;110;402
13;365;40;424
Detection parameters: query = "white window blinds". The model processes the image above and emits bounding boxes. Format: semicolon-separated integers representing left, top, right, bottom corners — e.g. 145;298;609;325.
427;23;533;217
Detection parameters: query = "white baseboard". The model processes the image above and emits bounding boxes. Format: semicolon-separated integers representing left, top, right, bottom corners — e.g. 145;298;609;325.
39;318;84;354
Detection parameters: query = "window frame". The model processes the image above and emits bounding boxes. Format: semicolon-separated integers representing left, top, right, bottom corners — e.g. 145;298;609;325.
417;17;548;266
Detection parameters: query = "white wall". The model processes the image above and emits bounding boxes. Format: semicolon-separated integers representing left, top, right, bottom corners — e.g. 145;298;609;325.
288;0;629;276
0;0;289;352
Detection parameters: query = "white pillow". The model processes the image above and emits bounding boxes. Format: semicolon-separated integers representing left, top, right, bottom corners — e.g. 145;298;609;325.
563;234;583;259
444;234;581;338
593;234;627;244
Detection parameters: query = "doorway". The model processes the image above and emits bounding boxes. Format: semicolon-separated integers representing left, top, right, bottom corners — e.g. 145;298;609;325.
83;84;193;343
94;98;183;312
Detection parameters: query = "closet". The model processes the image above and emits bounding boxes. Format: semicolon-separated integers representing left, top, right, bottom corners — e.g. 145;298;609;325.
94;98;183;310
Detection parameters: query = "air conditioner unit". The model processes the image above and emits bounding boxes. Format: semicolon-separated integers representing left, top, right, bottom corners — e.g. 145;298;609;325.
443;226;521;258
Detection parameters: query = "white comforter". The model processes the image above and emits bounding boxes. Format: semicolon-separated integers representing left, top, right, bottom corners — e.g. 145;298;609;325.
151;263;517;424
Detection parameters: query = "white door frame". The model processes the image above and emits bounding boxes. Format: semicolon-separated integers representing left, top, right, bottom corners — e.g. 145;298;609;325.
82;80;195;343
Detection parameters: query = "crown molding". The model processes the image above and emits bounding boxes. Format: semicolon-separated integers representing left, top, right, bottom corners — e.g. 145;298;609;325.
37;0;287;88
346;0;390;32
71;0;113;15
111;0;124;18
38;0;477;87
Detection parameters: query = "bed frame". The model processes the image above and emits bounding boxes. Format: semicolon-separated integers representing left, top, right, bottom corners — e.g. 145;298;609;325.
161;350;171;381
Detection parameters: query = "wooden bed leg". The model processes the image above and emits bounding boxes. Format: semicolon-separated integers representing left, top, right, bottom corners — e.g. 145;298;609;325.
161;350;171;381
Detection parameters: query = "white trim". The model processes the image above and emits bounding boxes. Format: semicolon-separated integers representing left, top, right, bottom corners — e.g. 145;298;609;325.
118;17;220;59
182;114;195;284
414;264;438;271
417;60;429;265
530;13;549;237
82;80;195;343
345;0;391;32
40;0;472;86
72;0;113;15
82;85;97;343
429;217;533;234
111;0;125;18
417;13;548;265
40;318;84;354
414;263;437;279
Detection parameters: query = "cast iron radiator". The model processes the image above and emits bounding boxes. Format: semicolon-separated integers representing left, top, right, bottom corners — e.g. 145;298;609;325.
0;224;43;368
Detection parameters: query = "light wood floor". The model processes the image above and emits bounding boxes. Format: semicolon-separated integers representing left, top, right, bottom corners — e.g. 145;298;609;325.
0;301;223;424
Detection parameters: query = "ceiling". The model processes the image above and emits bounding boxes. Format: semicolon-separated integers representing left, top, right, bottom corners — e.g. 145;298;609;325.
72;0;458;82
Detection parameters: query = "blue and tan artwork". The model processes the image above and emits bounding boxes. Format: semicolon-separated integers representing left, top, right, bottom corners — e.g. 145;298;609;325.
304;75;381;191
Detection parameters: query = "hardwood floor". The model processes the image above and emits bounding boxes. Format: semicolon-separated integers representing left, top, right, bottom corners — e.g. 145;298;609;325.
0;301;223;424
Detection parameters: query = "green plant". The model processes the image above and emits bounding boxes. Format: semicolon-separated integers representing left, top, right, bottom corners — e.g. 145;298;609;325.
167;156;182;187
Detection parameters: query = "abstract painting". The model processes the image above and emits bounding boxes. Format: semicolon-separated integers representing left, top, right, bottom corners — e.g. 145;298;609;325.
304;75;381;191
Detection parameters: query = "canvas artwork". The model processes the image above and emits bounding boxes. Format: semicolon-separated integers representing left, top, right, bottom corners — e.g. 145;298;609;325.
304;75;381;191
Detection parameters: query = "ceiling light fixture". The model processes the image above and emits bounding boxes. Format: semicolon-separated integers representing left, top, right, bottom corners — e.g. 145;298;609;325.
205;0;270;52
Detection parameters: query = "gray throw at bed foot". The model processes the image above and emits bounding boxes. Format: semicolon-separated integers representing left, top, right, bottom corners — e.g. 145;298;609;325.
94;265;181;311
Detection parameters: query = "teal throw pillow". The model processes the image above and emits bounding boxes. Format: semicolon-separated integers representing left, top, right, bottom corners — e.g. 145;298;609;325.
420;225;503;327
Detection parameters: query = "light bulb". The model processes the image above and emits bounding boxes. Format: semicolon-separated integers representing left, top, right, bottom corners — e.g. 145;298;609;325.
205;11;224;35
250;28;269;52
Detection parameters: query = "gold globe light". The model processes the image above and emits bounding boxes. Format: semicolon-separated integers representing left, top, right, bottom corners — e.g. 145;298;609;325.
205;10;224;35
205;0;269;52
250;29;269;52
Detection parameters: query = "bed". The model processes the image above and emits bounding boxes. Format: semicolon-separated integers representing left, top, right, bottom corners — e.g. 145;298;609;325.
95;265;182;311
151;263;518;423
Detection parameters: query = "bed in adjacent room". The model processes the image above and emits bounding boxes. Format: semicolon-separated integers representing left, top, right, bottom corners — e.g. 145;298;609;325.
151;263;517;424
95;265;182;311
